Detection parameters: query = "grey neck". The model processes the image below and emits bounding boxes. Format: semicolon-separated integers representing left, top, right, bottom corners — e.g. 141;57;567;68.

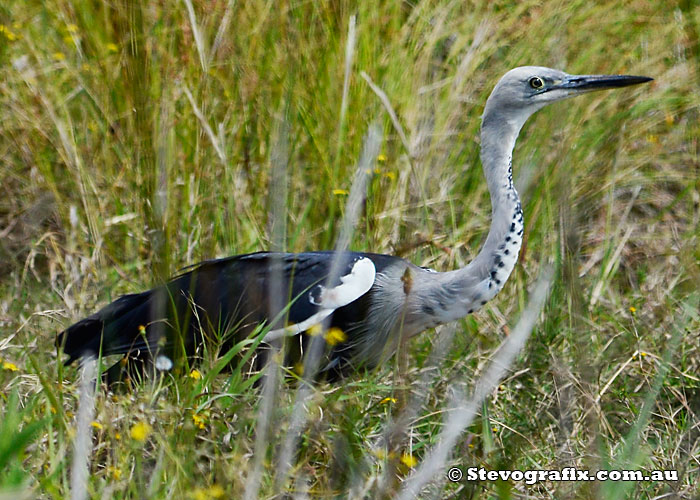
408;106;530;326
469;112;524;275
431;109;527;317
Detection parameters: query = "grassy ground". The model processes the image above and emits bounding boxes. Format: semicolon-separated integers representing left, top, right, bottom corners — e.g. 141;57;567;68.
1;0;699;498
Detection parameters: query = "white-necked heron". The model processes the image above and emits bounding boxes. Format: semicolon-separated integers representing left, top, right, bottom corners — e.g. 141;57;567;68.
58;66;652;382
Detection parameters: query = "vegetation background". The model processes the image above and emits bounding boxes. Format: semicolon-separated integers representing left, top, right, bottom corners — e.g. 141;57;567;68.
0;0;698;498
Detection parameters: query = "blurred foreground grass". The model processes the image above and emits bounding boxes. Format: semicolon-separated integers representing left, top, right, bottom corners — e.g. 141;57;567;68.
0;0;698;498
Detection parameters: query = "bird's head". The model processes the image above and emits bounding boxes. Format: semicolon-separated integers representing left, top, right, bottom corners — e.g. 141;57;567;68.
483;66;652;130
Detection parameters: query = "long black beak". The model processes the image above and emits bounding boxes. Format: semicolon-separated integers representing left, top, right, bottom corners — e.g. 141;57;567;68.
556;74;653;92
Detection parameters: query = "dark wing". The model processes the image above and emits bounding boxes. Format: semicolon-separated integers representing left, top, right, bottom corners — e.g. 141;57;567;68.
57;251;394;365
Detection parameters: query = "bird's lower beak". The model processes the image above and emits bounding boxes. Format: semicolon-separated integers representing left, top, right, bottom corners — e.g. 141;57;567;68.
556;74;653;92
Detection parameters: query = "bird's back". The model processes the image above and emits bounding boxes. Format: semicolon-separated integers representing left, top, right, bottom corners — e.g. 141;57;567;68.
58;250;404;380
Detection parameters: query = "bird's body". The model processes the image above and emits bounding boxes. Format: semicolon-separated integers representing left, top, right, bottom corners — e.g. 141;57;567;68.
58;66;651;382
58;248;506;379
62;251;408;378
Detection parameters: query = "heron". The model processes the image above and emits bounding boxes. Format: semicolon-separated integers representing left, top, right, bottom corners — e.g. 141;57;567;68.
58;66;651;382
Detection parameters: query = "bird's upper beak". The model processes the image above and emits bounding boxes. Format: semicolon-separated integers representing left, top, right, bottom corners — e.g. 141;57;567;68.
553;74;653;92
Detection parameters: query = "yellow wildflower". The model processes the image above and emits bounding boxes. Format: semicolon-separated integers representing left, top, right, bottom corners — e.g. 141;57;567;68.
629;306;637;314
192;490;207;500
492;426;498;433
332;189;348;196
384;171;397;180
130;421;151;442
192;413;206;430
2;361;18;372
0;25;18;41
106;43;119;53
138;325;147;336
90;421;103;430
307;323;323;336
208;485;225;498
377;154;387;162
400;452;418;468
107;466;122;480
114;432;121;441
639;351;647;358
191;487;224;500
188;368;202;380
325;327;346;346
380;397;397;404
52;52;66;61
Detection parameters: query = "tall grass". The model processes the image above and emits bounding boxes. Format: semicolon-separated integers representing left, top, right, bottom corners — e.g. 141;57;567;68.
0;0;698;498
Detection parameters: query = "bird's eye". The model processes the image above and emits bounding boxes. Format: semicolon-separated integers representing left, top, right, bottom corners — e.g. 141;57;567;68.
529;77;544;89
